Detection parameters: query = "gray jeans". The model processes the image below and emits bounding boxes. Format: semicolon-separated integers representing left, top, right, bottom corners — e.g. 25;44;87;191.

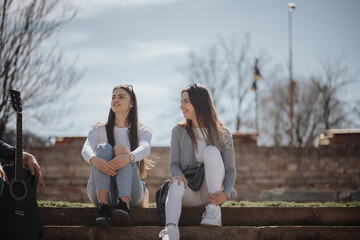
86;143;145;207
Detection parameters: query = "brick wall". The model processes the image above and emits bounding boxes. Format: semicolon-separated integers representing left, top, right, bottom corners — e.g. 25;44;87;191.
27;146;360;203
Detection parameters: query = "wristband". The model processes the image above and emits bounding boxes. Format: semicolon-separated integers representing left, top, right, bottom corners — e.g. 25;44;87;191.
129;152;135;163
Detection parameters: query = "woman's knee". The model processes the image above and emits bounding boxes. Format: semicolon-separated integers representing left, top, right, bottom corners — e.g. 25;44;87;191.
168;179;185;195
114;145;130;157
95;143;113;160
203;145;220;161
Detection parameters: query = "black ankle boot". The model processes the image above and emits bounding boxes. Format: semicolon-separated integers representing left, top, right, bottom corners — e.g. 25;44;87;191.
111;198;131;226
95;203;111;226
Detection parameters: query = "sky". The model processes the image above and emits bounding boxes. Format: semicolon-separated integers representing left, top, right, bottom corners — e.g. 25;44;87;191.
23;0;360;146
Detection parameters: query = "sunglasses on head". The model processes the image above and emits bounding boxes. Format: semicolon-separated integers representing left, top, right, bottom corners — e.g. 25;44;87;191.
187;83;198;89
120;84;133;91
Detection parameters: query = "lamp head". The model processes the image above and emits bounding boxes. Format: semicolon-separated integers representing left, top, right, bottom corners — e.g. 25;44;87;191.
288;3;296;12
253;57;262;81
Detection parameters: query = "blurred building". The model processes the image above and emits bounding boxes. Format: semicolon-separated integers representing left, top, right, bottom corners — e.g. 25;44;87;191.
232;132;258;146
315;129;360;148
55;136;87;147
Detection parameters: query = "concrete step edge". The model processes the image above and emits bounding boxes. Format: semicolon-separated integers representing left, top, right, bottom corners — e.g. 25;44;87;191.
43;226;360;240
40;207;360;226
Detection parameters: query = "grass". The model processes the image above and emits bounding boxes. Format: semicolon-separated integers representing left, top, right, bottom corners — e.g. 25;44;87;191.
222;200;360;207
38;200;94;208
38;200;360;208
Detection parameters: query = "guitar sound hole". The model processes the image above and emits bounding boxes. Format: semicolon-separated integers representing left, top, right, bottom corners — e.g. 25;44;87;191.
12;181;26;199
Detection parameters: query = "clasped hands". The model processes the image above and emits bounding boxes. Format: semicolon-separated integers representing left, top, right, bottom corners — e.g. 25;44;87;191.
91;145;132;176
91;154;131;176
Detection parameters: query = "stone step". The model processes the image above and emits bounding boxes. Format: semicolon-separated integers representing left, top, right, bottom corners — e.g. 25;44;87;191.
40;207;360;226
43;226;360;240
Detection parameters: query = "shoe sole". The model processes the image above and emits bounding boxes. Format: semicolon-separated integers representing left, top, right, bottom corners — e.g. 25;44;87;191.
111;209;131;226
200;222;221;227
95;219;111;227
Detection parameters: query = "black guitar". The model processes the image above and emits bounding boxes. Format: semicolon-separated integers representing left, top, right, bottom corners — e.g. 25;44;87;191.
0;90;43;239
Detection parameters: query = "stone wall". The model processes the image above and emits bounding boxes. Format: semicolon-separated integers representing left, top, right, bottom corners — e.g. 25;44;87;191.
232;146;359;201
27;145;360;203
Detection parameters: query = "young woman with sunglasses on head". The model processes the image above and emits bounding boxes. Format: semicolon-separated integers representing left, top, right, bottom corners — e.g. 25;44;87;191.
159;84;236;240
81;84;152;226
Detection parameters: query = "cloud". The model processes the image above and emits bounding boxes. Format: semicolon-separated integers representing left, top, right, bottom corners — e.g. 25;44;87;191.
128;40;190;61
63;48;119;68
72;0;184;19
63;40;190;68
135;82;170;96
58;31;94;47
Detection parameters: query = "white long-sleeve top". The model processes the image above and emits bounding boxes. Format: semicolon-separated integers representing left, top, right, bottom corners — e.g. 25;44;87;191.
81;124;152;164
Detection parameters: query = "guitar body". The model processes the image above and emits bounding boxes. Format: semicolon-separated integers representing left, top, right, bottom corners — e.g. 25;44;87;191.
0;166;44;240
0;90;44;239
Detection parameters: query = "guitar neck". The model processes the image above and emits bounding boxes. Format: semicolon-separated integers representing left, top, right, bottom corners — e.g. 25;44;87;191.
15;112;23;181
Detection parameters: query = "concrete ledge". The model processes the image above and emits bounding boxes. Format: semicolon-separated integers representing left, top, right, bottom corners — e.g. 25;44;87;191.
40;207;360;226
43;226;360;240
41;207;163;226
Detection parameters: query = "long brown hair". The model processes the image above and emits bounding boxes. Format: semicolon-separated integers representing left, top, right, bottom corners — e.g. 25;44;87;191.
179;84;225;150
105;85;150;179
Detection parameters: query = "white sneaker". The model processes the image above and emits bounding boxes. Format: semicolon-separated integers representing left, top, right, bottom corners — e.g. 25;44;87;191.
159;225;180;240
200;204;222;226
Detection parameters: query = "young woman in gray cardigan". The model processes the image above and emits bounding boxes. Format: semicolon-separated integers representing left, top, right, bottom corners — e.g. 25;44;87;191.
159;84;236;240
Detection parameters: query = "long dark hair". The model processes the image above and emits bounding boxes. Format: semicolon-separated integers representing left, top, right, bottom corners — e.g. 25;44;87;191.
105;85;149;178
179;84;225;150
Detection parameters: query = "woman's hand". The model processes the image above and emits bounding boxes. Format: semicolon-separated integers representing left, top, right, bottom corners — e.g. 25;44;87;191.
23;153;44;187
90;156;116;176
209;191;228;205
108;154;131;170
170;174;188;188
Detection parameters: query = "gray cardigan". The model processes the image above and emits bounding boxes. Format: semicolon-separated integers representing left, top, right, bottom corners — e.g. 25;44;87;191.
170;125;237;199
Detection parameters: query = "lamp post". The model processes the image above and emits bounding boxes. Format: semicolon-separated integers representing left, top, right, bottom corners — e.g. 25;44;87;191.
251;57;262;135
288;2;296;147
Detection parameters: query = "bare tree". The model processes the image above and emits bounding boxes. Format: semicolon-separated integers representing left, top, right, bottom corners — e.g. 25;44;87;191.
261;79;290;146
181;44;229;112
220;34;252;131
262;79;326;147
352;99;360;128
262;58;353;147
311;58;354;129
293;81;324;147
0;0;80;138
180;34;254;131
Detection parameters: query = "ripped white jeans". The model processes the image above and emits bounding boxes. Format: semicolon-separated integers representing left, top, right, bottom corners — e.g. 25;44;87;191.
165;145;225;225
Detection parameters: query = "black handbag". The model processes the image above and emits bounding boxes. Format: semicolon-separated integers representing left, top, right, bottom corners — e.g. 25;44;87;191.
184;164;205;191
155;179;170;224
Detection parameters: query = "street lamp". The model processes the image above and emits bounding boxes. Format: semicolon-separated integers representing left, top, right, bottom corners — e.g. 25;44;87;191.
251;57;262;135
253;57;262;81
288;2;296;147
